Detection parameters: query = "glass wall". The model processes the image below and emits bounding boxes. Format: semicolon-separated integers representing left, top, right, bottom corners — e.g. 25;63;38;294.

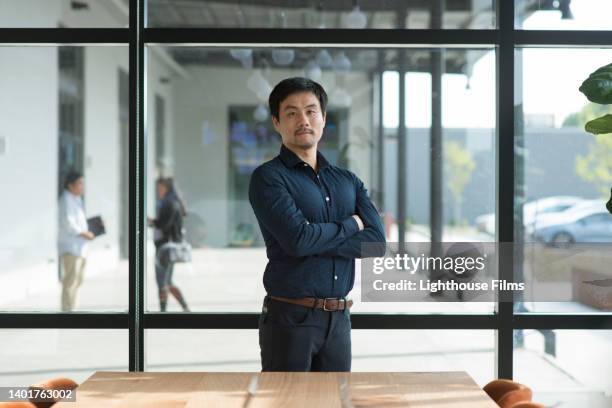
144;45;496;314
515;0;612;30
146;329;494;385
514;48;612;314
0;0;129;28
0;329;128;386
146;0;497;29
0;46;129;312
514;330;612;407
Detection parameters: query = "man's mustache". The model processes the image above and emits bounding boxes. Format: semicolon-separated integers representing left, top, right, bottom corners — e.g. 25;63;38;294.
295;128;313;135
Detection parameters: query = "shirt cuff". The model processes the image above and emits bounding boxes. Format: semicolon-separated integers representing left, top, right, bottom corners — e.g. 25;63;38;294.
340;216;360;236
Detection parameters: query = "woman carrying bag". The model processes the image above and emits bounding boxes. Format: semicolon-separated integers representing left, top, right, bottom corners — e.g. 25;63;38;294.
148;177;190;312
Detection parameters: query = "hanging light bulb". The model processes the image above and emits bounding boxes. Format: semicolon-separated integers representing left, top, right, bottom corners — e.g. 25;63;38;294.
272;49;295;66
229;48;253;69
229;48;252;61
315;49;333;68
304;60;322;81
334;52;352;71
253;104;269;122
343;5;367;29
255;86;271;102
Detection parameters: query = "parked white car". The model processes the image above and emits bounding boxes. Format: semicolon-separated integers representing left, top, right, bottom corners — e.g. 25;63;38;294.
475;196;586;236
528;200;612;246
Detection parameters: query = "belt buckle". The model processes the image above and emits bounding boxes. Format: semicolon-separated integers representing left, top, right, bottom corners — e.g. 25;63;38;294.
323;298;337;311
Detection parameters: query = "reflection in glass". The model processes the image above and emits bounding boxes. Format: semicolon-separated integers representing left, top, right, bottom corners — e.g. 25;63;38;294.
0;46;129;312
145;46;496;314
147;0;496;29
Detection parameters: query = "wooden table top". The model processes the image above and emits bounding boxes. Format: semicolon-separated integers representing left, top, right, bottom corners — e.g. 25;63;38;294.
55;371;497;407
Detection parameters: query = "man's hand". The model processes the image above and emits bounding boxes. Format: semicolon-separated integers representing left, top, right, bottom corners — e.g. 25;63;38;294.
80;231;95;240
352;214;365;231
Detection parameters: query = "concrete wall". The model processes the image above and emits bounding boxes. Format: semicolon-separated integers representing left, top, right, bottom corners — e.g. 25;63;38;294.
523;127;602;201
0;46;59;272
84;46;129;272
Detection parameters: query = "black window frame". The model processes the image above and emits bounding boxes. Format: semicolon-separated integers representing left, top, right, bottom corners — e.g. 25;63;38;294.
1;0;611;377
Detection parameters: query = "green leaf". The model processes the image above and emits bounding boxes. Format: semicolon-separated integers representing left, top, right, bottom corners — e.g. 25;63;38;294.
590;63;612;76
585;114;612;135
579;63;612;104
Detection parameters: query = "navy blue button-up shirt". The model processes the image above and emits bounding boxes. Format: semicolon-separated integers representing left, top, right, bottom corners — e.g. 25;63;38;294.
249;144;386;299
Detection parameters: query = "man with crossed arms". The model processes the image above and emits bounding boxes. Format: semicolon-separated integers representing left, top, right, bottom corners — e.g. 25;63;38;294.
249;77;386;372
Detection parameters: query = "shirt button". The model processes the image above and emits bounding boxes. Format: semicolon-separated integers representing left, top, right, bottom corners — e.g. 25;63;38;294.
325;197;330;202
334;275;338;280
303;163;308;167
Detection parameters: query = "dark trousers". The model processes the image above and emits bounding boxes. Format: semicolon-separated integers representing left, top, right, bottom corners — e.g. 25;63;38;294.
259;296;352;372
154;242;175;289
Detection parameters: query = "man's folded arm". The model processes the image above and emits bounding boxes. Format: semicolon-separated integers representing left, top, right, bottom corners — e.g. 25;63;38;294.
322;175;387;259
249;167;360;257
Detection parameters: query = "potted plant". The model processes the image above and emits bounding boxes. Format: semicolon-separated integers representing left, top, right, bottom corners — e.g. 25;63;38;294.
578;62;612;214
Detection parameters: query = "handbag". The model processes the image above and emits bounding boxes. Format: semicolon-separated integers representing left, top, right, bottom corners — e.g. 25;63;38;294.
158;240;192;263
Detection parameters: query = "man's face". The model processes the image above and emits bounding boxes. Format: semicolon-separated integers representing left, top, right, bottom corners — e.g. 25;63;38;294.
272;91;326;150
69;177;84;196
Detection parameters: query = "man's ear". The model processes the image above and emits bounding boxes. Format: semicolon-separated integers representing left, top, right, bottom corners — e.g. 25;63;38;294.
272;115;281;132
322;111;327;126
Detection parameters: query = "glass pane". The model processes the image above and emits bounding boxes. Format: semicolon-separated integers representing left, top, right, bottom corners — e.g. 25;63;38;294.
146;330;261;371
145;45;495;314
514;330;612;407
515;0;612;30
0;0;129;28
381;51;497;243
514;48;612;314
146;329;494;384
0;329;128;386
0;46;129;312
353;330;495;386
147;0;496;29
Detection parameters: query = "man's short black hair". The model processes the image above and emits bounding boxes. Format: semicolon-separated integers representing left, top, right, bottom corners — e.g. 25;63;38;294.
64;170;83;189
268;77;327;121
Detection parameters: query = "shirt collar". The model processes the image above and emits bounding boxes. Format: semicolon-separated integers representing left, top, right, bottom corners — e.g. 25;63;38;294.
64;190;80;200
278;144;330;171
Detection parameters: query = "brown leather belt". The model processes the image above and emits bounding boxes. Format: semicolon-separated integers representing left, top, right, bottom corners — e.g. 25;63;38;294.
270;296;353;311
